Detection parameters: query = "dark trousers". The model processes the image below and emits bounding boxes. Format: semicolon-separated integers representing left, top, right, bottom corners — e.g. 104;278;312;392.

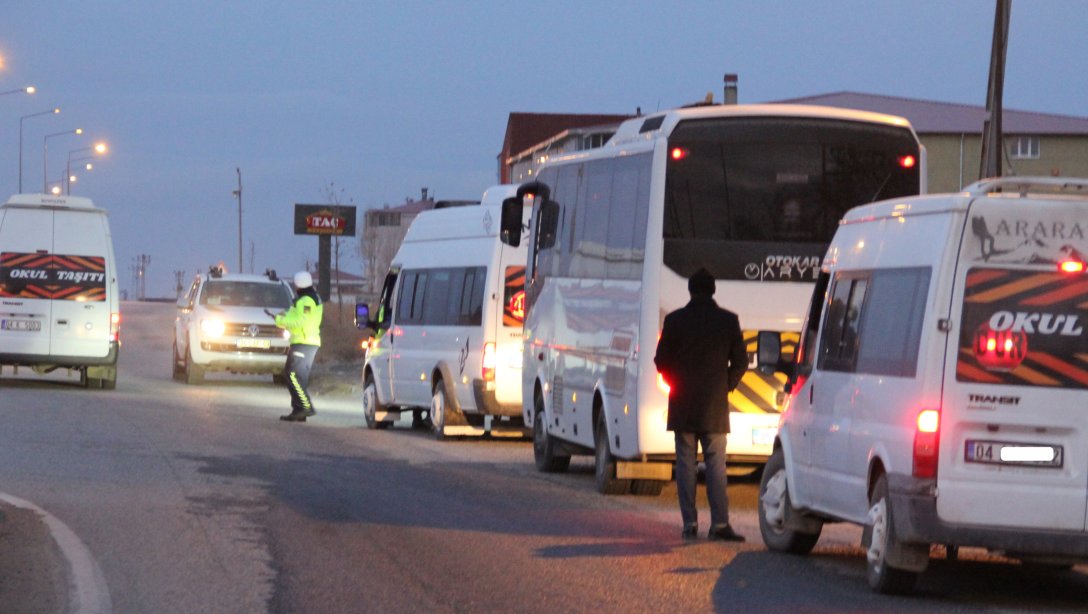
284;344;318;414
674;431;729;528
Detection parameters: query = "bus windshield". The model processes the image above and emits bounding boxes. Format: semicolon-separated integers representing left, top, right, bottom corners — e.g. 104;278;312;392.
663;116;920;280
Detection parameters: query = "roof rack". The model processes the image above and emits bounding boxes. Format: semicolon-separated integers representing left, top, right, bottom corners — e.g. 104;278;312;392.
964;176;1088;197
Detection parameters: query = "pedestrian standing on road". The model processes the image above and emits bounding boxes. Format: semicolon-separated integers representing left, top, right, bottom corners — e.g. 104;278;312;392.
271;271;323;423
654;267;748;542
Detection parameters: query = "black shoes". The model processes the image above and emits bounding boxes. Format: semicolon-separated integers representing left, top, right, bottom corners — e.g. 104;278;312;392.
681;524;698;540
280;412;307;422
707;525;746;542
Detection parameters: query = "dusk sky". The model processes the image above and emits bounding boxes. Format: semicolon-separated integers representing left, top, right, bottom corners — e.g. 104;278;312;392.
2;1;1086;298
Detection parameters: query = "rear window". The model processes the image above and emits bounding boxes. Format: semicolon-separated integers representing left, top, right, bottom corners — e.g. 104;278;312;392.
957;267;1088;389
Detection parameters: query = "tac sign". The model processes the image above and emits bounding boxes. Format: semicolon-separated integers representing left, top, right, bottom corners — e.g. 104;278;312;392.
293;204;357;237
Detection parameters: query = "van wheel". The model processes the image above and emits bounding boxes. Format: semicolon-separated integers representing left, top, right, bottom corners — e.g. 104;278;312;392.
629;480;665;496
100;371;117;390
866;474;921;594
171;341;184;381
533;391;570;473
184;349;204;385
430;381;449;440
759;447;821;554
594;412;630;495
362;373;389;430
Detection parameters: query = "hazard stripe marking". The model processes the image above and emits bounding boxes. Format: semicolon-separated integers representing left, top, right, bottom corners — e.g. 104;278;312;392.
1021;280;1088;307
1026;352;1088;388
966;273;1058;303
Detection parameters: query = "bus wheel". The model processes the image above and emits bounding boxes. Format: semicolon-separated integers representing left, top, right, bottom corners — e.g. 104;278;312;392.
533;391;570;473
594;412;630;495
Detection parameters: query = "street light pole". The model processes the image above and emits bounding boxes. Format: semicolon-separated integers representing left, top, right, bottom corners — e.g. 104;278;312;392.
0;86;36;97
44;128;82;193
66;142;107;195
234;167;243;273
19;107;59;193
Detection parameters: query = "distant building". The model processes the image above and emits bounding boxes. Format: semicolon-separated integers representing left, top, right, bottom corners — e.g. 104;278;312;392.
309;266;367;304
358;188;478;306
777;92;1088;192
498;112;635;184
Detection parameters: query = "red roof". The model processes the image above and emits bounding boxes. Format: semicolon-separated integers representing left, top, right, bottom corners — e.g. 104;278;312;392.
500;112;634;162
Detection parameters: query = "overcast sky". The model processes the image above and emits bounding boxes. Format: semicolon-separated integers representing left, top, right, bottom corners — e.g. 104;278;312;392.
2;1;1086;297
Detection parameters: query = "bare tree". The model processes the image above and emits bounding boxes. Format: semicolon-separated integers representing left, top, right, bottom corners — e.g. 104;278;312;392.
320;181;357;318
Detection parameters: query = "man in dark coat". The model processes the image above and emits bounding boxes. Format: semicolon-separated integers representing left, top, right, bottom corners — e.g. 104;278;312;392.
654;267;747;541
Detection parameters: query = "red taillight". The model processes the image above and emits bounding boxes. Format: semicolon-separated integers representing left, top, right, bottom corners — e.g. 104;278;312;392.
898;154;917;169
656;372;671;395
1059;259;1085;274
482;342;496;381
110;312;121;343
670;147;688;161
913;409;940;478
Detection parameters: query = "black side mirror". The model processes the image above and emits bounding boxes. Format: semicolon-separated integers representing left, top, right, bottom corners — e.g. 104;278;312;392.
500;197;523;247
756;331;782;375
539;200;560;249
354;303;371;330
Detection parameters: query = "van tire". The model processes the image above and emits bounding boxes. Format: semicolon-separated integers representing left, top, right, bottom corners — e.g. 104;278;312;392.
866;474;921;594
184;349;204;385
430;381;449;440
363;373;389;430
533;391;570;473
758;447;821;554
629;480;665;496
594;412;630;495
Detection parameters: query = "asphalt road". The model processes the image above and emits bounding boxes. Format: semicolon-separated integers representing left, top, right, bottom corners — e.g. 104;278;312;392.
0;301;1085;613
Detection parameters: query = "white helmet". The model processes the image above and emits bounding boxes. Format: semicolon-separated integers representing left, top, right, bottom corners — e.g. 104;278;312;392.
294;271;313;289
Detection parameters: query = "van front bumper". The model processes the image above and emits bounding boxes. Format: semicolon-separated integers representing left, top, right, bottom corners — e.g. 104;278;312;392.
889;474;1088;559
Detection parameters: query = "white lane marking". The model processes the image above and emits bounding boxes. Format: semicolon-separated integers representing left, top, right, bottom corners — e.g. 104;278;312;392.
0;492;112;614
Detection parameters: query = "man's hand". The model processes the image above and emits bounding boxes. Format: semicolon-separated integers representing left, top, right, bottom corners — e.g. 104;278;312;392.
264;309;276;317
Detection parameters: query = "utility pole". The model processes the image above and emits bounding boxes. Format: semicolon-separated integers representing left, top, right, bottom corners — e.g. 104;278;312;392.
233;168;243;273
980;0;1011;180
174;270;186;299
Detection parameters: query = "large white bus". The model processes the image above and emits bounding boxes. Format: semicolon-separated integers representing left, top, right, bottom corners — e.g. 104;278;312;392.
498;104;926;495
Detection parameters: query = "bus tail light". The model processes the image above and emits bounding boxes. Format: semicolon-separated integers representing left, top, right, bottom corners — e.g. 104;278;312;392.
898;154;917;169
913;408;940;478
482;342;496;381
1059;259;1085;274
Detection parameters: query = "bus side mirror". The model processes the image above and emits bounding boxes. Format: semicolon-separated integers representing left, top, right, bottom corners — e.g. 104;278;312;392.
539;200;560;249
354;303;371;330
756;331;781;375
500;197;523;247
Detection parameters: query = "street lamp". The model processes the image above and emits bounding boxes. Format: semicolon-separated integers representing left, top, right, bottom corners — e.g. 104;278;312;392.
1;86;35;96
19;107;59;192
43;128;82;193
66;142;107;194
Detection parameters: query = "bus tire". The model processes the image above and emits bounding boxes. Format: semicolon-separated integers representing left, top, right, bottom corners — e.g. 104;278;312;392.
533;391;570;473
594;412;630;495
758;447;821;554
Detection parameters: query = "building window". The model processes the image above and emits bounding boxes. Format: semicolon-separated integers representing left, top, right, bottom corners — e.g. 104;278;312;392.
1009;136;1040;159
580;133;612;150
368;211;402;227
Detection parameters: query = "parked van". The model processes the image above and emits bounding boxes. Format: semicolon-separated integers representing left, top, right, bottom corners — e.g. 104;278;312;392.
356;185;529;438
0;194;120;388
756;177;1088;593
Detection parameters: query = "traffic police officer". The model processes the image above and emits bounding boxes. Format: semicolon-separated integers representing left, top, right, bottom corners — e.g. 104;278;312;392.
273;271;323;422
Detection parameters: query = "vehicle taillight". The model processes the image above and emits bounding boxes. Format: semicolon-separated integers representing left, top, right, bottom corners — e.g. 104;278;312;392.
656;372;671;395
898;154;917;169
913;409;940;478
1059;259;1085;274
670;147;689;161
110;312;121;343
482;342;496;381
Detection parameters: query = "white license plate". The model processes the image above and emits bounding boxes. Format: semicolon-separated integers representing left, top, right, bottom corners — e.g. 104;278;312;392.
1;319;41;332
752;427;778;446
965;440;1063;468
237;338;271;349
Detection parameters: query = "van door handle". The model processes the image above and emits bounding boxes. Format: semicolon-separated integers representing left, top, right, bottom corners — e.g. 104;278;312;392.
808;383;814;404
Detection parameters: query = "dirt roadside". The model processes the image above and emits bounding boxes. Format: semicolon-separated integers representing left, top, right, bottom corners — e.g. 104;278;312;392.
0;502;68;614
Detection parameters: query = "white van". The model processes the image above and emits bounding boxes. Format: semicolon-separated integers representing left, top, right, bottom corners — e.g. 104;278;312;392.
356;185;529;438
0;194;120;388
756;177;1088;593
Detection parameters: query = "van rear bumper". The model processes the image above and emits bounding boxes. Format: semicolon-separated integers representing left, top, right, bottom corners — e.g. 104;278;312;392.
472;380;521;417
889;474;1088;559
0;342;119;368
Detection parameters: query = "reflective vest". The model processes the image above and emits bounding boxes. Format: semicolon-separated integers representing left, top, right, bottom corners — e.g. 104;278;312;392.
276;293;323;346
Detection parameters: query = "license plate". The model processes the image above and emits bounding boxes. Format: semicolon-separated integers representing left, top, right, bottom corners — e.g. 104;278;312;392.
1;319;41;332
237;338;271;349
965;439;1063;468
752;427;778;446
